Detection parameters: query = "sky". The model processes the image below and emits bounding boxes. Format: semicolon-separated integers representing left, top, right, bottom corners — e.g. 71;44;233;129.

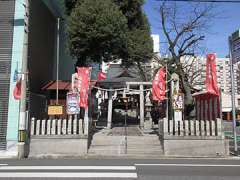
144;0;240;57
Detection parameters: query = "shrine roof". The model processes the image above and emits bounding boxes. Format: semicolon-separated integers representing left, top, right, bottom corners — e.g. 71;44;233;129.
97;64;144;88
192;90;219;99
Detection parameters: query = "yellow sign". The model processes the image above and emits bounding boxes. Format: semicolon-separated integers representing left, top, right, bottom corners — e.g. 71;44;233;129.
48;105;63;115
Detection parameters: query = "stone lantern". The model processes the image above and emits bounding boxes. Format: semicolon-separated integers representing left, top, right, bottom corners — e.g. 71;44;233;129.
144;91;153;130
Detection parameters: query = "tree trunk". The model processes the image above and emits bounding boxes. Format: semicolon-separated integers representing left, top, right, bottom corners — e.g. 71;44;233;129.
180;73;193;105
176;62;193;106
177;65;195;117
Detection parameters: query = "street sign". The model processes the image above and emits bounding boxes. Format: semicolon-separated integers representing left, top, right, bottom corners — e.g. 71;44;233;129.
48;105;63;115
66;92;80;115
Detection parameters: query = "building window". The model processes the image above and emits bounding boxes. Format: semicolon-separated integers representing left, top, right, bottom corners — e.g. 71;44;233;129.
238;99;240;106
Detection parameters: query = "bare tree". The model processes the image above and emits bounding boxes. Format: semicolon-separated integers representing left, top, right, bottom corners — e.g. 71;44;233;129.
181;56;205;88
159;2;215;107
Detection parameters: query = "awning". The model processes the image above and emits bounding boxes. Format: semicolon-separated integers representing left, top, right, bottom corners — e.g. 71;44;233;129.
41;81;71;91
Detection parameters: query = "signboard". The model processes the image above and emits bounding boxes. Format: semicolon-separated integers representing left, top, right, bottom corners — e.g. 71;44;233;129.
48;105;63;115
72;73;80;92
230;30;240;63
173;94;183;122
232;38;240;63
174;111;182;122
171;73;183;110
67;92;80;115
170;73;183;121
172;93;184;111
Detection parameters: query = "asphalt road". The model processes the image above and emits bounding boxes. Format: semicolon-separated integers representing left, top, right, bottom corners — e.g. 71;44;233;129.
1;158;240;180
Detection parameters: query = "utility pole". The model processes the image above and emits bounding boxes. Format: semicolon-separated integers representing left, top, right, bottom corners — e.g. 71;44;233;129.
18;0;29;159
56;18;60;105
229;36;238;154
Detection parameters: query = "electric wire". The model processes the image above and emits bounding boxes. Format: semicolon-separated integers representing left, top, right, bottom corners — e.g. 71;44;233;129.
157;0;240;3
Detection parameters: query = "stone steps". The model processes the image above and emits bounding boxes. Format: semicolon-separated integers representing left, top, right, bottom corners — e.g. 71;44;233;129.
89;133;163;156
91;140;161;146
89;147;163;154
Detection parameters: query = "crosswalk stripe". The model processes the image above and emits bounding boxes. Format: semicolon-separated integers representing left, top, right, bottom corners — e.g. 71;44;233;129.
0;166;136;170
0;164;8;166
0;172;138;178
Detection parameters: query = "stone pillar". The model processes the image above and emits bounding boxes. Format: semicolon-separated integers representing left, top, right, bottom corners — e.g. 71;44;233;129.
107;90;113;129
140;84;144;129
144;91;153;130
213;97;218;120
196;100;200;120
209;98;213;135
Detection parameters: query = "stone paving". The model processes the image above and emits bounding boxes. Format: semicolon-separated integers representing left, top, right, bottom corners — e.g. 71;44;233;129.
107;126;143;136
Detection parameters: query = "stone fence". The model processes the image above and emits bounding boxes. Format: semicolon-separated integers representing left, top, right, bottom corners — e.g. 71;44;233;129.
31;118;87;136
159;118;229;157
159;118;223;139
29;111;93;158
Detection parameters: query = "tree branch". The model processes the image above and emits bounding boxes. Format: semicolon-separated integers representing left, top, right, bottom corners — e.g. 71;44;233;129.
160;4;174;51
179;35;204;56
178;34;196;54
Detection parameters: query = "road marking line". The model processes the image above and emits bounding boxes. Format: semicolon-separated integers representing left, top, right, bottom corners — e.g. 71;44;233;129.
135;163;240;167
0;166;136;170
0;164;8;166
0;172;138;178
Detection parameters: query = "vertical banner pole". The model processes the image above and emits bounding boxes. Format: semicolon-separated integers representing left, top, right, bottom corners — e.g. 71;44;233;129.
166;61;168;121
229;36;238;153
56;18;60;104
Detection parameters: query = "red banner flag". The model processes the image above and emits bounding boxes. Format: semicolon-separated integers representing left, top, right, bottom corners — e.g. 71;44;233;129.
97;71;107;81
152;68;166;101
205;54;219;96
77;67;91;108
13;79;21;100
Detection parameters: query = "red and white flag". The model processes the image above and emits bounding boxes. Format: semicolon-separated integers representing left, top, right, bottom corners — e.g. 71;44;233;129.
152;68;166;101
205;54;219;96
77;67;92;108
13;79;21;100
97;71;107;81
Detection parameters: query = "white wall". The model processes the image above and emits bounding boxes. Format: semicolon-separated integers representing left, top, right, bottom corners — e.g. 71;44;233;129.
151;34;160;55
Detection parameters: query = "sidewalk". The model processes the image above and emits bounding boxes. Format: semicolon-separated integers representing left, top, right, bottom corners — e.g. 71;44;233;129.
223;122;240;156
0;141;18;159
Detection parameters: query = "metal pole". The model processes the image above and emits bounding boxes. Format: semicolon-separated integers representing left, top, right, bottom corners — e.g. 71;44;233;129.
166;60;168;121
18;0;29;159
229;37;238;153
56;18;60;105
124;98;128;154
219;89;223;121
